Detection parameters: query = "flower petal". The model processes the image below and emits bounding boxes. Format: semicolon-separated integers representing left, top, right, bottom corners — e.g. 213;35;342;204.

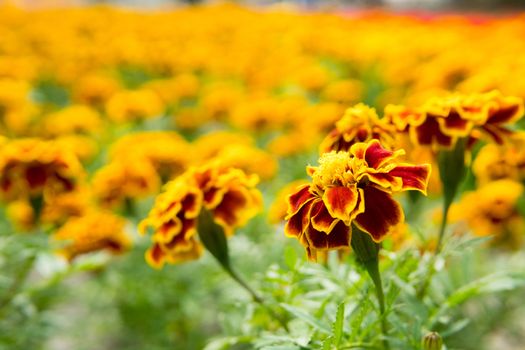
311;200;339;233
363;140;397;169
284;198;315;238
437;110;473;137
287;184;314;216
354;186;404;242
322;186;359;222
304;220;350;251
389;164;431;194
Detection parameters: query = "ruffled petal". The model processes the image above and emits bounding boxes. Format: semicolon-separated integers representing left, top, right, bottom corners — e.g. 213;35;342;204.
284;198;315;238
437;110;473;137
304;220;350;252
354;186;404;242
287;184;314;216
363;140;398;169
322;185;359;222
311;200;339;233
388;164;431;194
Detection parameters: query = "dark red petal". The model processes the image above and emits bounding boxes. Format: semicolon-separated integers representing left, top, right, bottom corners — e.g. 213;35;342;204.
311;200;338;233
305;220;350;250
287;184;314;216
488;105;521;124
354;186;404;242
364;140;395;168
389;164;430;193
284;199;315;238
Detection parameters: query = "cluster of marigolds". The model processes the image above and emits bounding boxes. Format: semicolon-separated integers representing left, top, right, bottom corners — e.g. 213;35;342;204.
0;4;524;267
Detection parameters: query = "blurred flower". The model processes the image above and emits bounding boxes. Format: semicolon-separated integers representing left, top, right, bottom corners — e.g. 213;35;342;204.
139;162;262;268
105;89;164;123
449;179;524;250
92;160;160;209
472;133;525;186
109;131;191;181
41;105;102;136
285;140;430;260
319;103;396;154
72;73;121;106
53;211;131;261
0;138;84;202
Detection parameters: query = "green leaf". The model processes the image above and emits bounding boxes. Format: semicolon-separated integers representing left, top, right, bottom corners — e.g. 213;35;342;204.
280;304;331;334
333;302;345;347
197;209;231;269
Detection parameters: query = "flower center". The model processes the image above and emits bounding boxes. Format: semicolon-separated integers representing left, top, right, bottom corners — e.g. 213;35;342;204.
311;151;356;189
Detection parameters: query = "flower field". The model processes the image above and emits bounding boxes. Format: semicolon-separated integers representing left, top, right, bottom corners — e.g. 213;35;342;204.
1;3;525;350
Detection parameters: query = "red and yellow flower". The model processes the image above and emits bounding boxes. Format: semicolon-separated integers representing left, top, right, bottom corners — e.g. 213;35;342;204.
139;162;262;268
0;138;84;202
285;139;430;260
385;91;524;150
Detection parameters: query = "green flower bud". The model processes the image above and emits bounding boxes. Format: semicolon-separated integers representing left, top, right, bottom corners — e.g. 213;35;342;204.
422;332;443;350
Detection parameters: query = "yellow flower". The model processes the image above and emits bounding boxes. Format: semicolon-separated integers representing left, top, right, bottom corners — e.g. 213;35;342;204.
0;138;84;202
53;211;131;261
92;160;160;208
449;180;524;249
319;103;397;154
72;73;121;106
41;105;102;136
105;89;164;123
472;133;525;186
109;131;191;181
139;162;262;268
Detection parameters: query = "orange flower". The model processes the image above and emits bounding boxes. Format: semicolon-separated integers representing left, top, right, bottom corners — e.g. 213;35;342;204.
285;140;430;260
319;103;396;154
139;162;262;268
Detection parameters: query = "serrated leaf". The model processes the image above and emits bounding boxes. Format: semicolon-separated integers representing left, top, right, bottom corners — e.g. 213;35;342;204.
281;304;331;334
333;302;345;347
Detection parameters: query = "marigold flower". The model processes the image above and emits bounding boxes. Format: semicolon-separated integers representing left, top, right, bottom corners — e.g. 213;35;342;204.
53;211;131;261
109;131;191;181
449;179;524;249
472;133;525;186
72;73;121;106
92;160;160;209
0;138;84;202
385;91;524;150
285;140;430;259
105;89;164;123
319;103;397;154
41;105;102;136
139;162;262;268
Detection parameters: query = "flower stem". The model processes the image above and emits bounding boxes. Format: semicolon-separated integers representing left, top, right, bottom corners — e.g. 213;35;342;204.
363;259;389;350
350;226;390;349
223;264;290;332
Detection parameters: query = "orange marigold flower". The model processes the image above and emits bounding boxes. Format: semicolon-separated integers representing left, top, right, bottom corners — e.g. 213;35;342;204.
319;103;396;154
139;162;262;268
0;138;84;202
285;140;430;260
53;211;131;261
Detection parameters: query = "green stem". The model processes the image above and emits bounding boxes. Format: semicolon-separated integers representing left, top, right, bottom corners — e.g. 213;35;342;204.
350;226;389;349
435;196;452;255
0;254;36;313
364;260;389;350
417;195;453;299
223;264;290;332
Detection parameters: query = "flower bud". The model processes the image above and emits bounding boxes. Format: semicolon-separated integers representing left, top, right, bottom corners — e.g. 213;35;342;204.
422;332;443;350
